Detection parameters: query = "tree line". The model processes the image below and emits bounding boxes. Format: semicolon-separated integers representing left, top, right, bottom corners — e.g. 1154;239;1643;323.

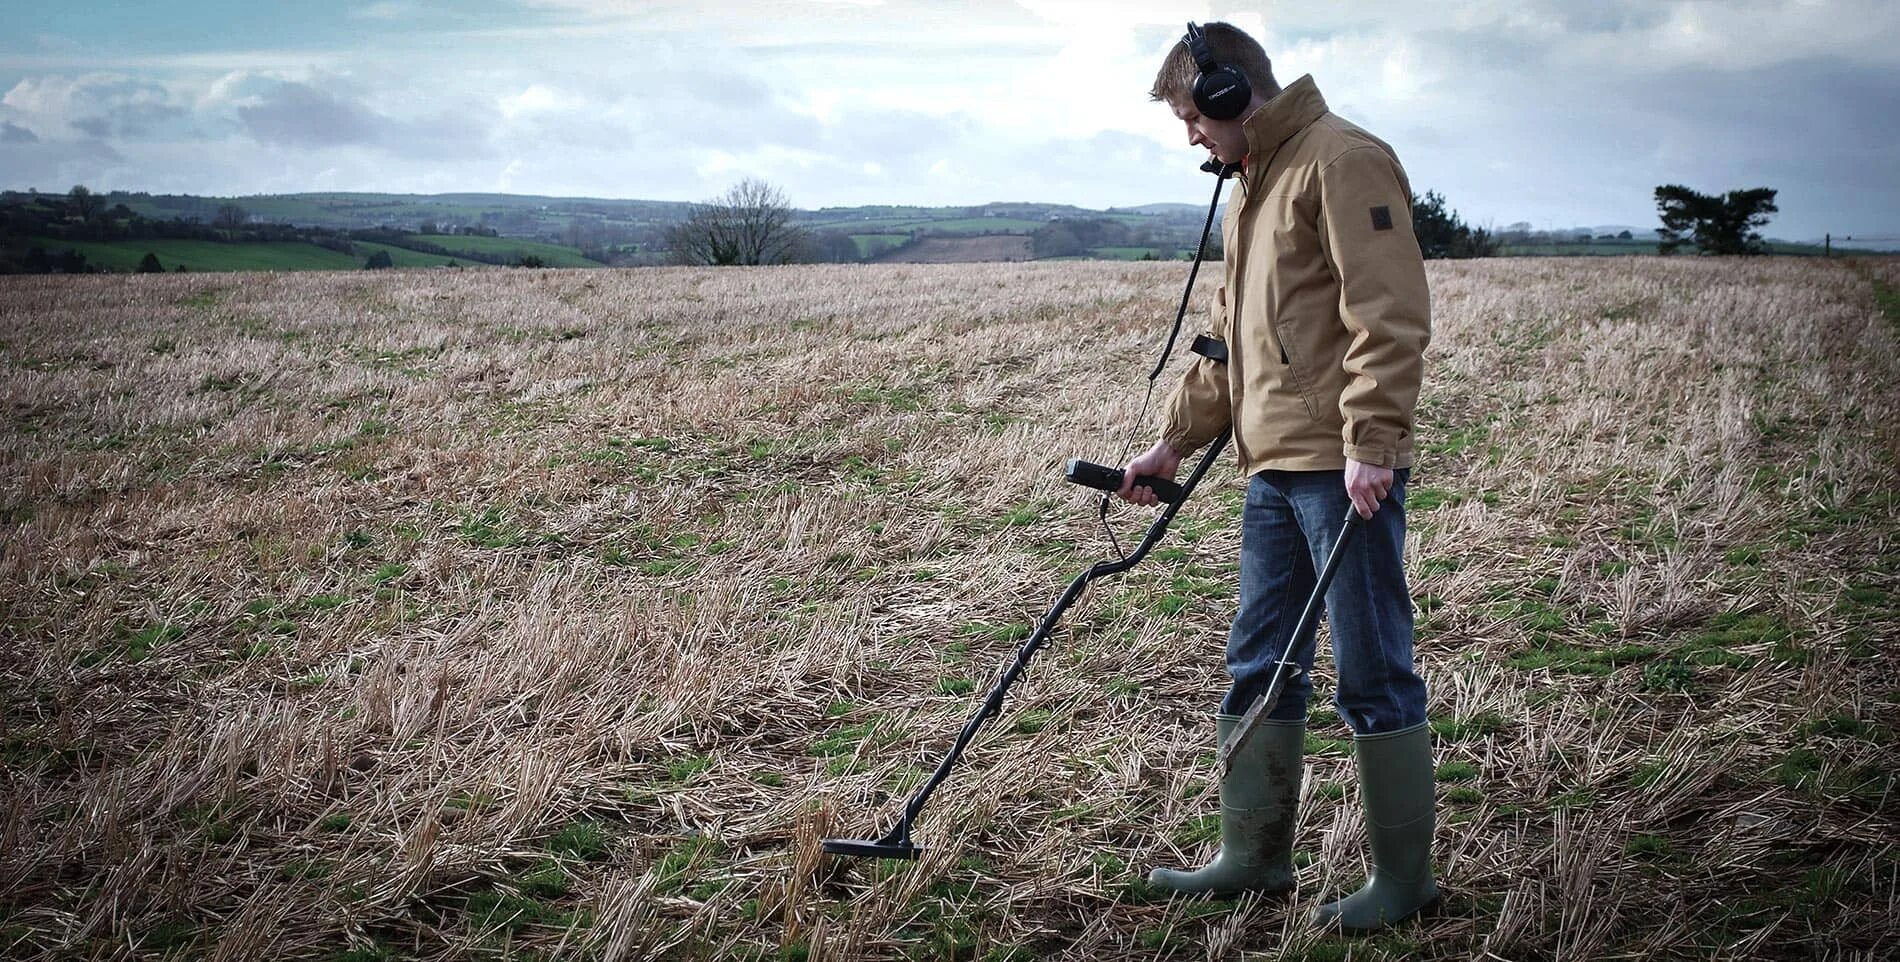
665;180;1513;266
5;178;1788;274
1;187;540;274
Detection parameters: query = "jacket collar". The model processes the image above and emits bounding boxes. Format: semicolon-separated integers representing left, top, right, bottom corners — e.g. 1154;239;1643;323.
1241;74;1328;176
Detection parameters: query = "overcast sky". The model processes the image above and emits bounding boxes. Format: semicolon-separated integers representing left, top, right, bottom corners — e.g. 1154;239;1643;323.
3;0;1896;240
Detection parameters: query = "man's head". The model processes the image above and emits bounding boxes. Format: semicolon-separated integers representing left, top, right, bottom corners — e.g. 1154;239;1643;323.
1150;22;1279;166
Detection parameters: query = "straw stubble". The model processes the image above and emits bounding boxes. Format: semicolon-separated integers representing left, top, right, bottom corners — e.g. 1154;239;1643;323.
1;257;1895;960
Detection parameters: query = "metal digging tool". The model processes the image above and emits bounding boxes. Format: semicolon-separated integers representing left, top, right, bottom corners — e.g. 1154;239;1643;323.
1201;505;1366;801
820;429;1234;860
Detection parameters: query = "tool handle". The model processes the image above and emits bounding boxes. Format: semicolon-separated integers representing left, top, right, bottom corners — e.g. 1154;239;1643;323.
1064;458;1184;505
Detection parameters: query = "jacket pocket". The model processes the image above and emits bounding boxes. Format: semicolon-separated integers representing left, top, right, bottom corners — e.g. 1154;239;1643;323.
1272;317;1324;422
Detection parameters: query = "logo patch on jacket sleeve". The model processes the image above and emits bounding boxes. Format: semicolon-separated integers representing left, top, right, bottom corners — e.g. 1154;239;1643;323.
1370;205;1394;231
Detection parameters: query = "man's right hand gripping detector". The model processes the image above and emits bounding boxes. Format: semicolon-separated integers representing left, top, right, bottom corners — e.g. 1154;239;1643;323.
1064;459;1185;505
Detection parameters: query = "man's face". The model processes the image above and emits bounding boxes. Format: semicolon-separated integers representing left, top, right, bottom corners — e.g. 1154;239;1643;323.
1170;96;1248;166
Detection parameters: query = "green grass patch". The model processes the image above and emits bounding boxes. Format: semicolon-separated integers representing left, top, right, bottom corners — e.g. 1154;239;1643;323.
936;676;975;696
1408;486;1465;511
464;886;574;935
1641;657;1696;692
547;821;611;861
369;562;408;585
1509;640;1656;676
1176;812;1220;846
1431;710;1509;741
1422;421;1491;457
845;382;926;411
1014;708;1054;735
665;754;714;783
1678;610;1790;668
809;717;901;760
1626;834;1674;858
1436;760;1479;782
77;619;184;668
651;836;723;895
457;505;531;548
516;859;570;899
1304;734;1352;756
1798;713;1874;740
958;621;1029;644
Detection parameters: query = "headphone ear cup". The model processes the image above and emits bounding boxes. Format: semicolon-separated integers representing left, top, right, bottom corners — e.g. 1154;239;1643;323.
1193;64;1252;121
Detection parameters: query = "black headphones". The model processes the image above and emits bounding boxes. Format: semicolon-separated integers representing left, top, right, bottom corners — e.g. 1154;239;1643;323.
1184;22;1252;121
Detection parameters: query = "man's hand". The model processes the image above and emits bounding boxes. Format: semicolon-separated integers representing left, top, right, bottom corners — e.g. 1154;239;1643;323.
1118;440;1183;507
1344;458;1394;519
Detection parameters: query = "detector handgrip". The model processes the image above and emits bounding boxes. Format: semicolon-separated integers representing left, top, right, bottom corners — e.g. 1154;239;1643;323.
1064;458;1185;505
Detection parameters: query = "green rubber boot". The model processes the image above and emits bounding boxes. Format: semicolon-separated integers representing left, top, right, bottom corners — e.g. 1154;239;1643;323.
1314;721;1440;932
1147;713;1303;897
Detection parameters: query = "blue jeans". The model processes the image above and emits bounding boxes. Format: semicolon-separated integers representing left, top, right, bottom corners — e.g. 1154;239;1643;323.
1219;469;1427;735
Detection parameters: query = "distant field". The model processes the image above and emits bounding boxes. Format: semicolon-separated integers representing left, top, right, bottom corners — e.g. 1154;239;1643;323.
1091;246;1174;261
348;241;463;269
884;217;1048;233
1501;240;1657;257
803;216;925;232
873;234;1033;263
28;237;364;272
848;233;913;259
399;234;602;267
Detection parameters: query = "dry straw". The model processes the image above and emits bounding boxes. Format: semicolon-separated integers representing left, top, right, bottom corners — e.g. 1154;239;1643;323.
1;257;1895;960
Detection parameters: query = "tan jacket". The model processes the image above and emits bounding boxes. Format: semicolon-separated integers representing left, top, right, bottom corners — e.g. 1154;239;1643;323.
1163;75;1431;472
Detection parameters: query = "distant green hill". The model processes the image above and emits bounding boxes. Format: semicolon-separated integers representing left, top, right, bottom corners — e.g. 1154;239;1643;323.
398;234;602;268
82;191;1218;263
29;237;363;272
14;187;1884;274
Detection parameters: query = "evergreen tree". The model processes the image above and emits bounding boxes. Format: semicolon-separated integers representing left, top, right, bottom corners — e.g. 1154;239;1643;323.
1654;185;1778;255
1411;191;1499;259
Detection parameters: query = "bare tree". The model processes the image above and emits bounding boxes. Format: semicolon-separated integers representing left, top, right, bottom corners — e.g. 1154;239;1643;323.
663;179;807;266
213;203;249;232
68;185;104;222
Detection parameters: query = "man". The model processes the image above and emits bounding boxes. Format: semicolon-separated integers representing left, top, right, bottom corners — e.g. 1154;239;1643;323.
1118;22;1437;933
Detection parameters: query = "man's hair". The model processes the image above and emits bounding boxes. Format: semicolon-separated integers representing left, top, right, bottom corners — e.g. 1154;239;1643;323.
1149;21;1279;107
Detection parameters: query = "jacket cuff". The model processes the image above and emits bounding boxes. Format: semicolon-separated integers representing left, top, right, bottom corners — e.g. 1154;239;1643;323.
1343;442;1398;468
1162;430;1203;459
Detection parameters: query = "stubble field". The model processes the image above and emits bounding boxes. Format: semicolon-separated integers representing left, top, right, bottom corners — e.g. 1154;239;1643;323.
1;257;1896;961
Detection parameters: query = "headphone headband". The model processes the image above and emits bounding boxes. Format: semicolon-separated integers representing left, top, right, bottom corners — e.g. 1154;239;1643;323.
1181;21;1253;121
1184;22;1218;72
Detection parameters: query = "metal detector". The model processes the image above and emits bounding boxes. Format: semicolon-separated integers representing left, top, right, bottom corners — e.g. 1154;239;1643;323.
822;159;1246;861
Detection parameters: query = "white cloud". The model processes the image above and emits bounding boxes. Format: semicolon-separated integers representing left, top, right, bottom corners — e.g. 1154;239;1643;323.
497;84;586;120
0;0;1893;237
350;1;419;20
